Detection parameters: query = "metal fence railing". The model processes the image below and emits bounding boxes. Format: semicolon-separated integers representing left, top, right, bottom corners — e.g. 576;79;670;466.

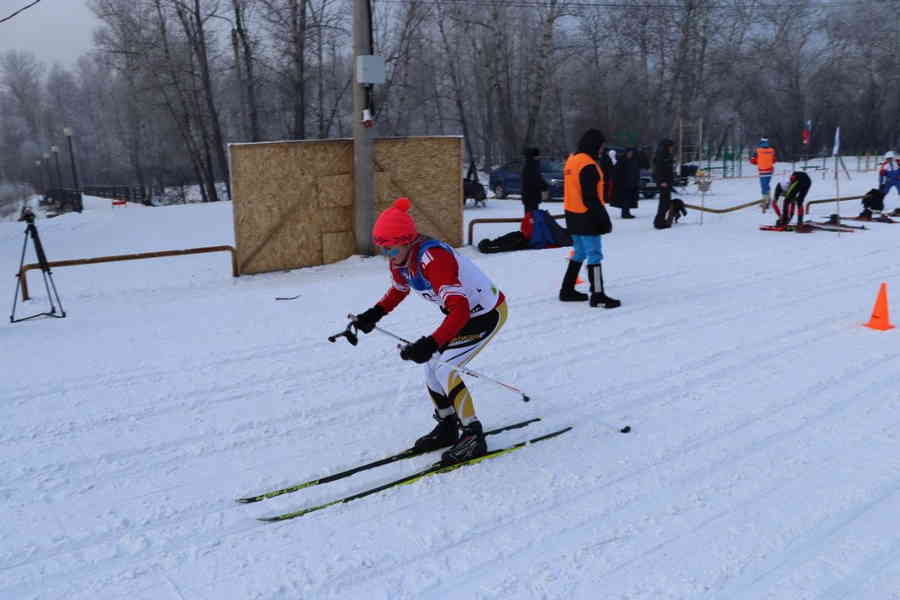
42;188;84;213
80;185;150;204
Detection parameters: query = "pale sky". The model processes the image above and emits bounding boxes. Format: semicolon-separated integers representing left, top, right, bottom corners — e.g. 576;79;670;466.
0;0;100;67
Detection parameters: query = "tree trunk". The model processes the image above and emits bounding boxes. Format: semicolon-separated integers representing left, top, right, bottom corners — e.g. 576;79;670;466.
523;0;560;148
290;0;307;139
189;0;231;199
436;11;474;161
232;0;261;141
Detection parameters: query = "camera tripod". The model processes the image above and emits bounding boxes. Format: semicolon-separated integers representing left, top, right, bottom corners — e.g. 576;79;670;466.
10;210;65;323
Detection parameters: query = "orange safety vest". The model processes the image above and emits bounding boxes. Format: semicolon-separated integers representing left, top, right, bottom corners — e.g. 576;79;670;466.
564;153;605;213
751;147;776;174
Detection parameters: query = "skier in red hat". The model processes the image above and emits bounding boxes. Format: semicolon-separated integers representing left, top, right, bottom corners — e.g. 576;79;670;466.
352;197;508;464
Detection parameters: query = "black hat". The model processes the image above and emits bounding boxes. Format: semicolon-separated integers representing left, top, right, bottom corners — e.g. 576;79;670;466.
577;129;606;157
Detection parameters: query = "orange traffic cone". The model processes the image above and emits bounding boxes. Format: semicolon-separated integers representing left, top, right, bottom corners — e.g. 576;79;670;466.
865;283;895;331
567;249;585;285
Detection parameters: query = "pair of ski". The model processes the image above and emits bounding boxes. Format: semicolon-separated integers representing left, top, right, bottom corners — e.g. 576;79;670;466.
237;417;571;522
840;215;897;224
760;223;858;233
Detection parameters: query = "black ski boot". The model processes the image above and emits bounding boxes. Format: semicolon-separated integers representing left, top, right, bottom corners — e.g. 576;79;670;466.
621;209;635;219
559;259;588;301
587;263;621;309
441;420;487;464
414;411;460;452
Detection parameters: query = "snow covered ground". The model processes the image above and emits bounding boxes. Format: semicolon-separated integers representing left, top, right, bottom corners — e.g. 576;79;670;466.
3;169;900;600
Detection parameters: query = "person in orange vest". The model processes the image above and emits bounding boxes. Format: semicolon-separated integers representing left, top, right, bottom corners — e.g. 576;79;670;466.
558;128;620;308
750;137;777;211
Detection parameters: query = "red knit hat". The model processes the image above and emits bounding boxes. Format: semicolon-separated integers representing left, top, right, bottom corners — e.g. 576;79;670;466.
372;197;417;246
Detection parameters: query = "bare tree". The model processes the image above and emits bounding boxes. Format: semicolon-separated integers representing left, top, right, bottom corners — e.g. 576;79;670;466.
231;0;262;141
171;0;231;199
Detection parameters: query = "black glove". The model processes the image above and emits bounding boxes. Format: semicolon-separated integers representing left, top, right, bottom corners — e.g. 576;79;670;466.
400;336;438;364
353;305;386;334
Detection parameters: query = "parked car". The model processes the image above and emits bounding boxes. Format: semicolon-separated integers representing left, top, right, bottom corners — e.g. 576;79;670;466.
638;166;698;197
639;169;657;198
487;153;676;201
488;159;565;200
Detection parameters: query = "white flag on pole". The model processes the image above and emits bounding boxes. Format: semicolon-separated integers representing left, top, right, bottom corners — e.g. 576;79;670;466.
832;126;840;156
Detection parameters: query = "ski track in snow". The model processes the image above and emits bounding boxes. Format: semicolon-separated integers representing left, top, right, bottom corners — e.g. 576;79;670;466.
3;179;900;599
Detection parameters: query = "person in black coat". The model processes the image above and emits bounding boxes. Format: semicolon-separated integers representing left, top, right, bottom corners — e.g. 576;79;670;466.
598;149;617;206
638;146;651;170
520;147;548;213
612;147;640;218
653;139;676;229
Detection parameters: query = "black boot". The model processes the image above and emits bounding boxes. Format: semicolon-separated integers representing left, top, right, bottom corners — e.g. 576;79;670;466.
621;209;635;219
559;259;588;301
441;420;487;464
587;263;621;309
414;411;460;452
654;191;672;229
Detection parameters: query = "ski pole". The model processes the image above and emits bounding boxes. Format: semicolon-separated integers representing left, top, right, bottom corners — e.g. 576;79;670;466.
347;313;531;403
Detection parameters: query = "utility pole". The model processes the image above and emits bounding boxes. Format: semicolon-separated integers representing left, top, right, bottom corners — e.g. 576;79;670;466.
51;146;63;189
63;128;81;192
352;0;376;255
34;160;45;193
42;153;52;189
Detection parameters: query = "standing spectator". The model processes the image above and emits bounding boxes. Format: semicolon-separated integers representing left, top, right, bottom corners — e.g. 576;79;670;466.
750;137;777;211
878;151;900;206
653;139;676;229
638;146;652;170
611;147;640;218
520;147;548;214
558;128;621;308
599;149;617;206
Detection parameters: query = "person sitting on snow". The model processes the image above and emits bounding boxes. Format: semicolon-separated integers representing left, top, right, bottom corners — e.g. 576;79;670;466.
772;171;811;228
858;188;887;220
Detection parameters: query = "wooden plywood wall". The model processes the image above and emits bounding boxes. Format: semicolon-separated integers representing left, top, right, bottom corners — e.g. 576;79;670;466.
230;136;463;275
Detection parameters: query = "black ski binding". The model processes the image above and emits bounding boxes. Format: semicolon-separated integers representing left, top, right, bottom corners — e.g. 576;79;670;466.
328;321;359;346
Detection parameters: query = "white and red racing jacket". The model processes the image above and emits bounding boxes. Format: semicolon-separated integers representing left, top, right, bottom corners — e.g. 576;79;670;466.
376;236;504;346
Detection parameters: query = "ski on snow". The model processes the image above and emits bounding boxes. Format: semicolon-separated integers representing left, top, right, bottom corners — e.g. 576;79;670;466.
759;223;857;233
258;425;572;522
236;417;542;504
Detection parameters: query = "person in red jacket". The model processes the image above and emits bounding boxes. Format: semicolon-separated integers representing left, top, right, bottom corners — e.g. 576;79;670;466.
352;197;508;464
